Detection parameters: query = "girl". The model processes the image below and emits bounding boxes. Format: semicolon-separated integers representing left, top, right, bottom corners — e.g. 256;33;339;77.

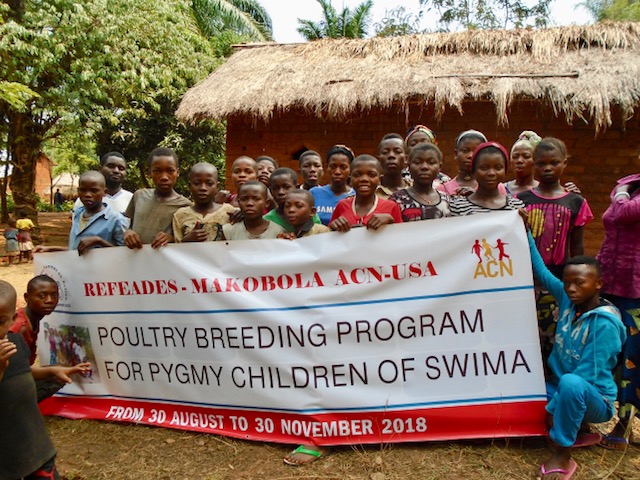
173;163;236;242
3;219;19;265
517;137;593;366
16;211;35;262
450;142;524;216
504;131;581;196
376;133;411;199
329;155;402;231
439;130;508;197
310;145;355;225
390;143;451;221
503;130;542;195
404;125;450;186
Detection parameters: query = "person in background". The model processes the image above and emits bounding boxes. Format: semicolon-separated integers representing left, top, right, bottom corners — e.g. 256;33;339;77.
53;189;64;212
310;145;355;225
404;125;450;187
298;150;324;191
74;152;132;217
16;210;35;263
3;218;19;265
597;172;640;449
376;133;411;199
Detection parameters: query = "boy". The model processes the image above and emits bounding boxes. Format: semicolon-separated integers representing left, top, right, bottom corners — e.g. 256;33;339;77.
38;171;127;255
376;134;411;199
124;147;191;249
264;168;322;232
173;163;236;242
279;190;330;238
221;181;285;240
74;151;132;216
527;232;626;479
9;275;88;402
298;150;324;191
1;280;89;479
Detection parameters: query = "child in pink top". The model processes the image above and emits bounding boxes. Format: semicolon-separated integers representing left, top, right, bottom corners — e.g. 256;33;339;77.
330;155;402;231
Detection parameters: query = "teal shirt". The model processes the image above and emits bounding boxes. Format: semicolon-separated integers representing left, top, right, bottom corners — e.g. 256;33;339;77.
528;232;626;410
263;209;321;233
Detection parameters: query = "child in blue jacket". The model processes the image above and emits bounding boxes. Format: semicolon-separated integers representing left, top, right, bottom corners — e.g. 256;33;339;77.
528;232;626;479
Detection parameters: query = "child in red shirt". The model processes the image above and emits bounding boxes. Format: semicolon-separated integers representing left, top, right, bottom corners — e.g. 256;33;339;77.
329;155;403;231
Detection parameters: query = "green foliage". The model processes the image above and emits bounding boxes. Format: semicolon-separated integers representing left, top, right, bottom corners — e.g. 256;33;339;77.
375;6;424;37
419;0;552;30
191;0;273;41
0;81;38;111
297;0;374;40
579;0;640;20
35;194;73;212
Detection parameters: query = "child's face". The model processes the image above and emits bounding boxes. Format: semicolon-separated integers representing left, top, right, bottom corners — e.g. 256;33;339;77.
25;280;59;316
284;194;314;228
409;150;440;187
101;156;127;187
510;146;534;177
351;160;381;196
455;137;483;174
299;156;323;187
78;178;106;213
269;175;296;208
189;169;218;205
327;154;351;184
406;131;431;153
256;161;276;186
378;139;406;175
238;185;267;220
150;156;179;196
232;159;258;189
0;296;16;339
534;148;566;185
473;153;506;189
563;264;603;308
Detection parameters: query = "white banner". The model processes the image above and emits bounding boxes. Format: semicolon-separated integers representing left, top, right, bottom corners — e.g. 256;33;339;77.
37;211;547;444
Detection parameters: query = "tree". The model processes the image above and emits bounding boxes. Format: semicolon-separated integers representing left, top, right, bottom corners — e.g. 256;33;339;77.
577;0;640;21
375;6;424;37
191;0;273;41
419;0;552;30
0;0;220;225
297;0;374;40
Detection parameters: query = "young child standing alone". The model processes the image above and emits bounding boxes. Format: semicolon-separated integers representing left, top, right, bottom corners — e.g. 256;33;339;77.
3;218;19;265
525;233;625;479
16;210;35;262
517;138;593;364
173;163;236;242
124;147;191;249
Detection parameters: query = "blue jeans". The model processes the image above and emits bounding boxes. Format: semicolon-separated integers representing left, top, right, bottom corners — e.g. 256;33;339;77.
546;374;614;447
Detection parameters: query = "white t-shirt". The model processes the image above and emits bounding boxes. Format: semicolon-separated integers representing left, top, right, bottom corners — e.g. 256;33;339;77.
74;189;133;227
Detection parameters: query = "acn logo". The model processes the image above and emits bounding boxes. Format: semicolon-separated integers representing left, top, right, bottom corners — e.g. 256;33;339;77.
471;238;513;279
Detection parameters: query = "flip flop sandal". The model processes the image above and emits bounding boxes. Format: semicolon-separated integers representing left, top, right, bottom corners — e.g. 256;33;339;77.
283;445;324;466
598;435;629;450
540;458;578;479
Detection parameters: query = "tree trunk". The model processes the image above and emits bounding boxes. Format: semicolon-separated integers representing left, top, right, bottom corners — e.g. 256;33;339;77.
8;111;42;241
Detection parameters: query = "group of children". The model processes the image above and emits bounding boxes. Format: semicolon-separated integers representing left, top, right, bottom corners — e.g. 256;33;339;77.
1;125;630;480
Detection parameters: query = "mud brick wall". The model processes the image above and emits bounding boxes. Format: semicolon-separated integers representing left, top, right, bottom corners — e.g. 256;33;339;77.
226;101;640;255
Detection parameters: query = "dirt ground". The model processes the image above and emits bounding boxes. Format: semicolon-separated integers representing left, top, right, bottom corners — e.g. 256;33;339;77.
1;213;639;479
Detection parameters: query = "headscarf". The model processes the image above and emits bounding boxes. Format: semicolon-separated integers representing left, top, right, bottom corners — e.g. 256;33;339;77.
455;129;487;148
326;144;355;163
510;130;542;154
471;142;510;173
405;125;437;145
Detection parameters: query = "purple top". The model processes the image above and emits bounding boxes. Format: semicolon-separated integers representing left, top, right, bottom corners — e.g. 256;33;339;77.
597;173;640;299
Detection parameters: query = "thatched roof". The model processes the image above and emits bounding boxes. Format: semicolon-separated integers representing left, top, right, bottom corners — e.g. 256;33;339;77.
177;22;640;130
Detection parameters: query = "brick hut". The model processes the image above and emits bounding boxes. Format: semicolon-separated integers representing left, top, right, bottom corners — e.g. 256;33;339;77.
177;23;640;253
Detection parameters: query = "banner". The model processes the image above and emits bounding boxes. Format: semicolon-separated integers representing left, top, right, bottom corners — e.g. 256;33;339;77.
36;211;547;445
